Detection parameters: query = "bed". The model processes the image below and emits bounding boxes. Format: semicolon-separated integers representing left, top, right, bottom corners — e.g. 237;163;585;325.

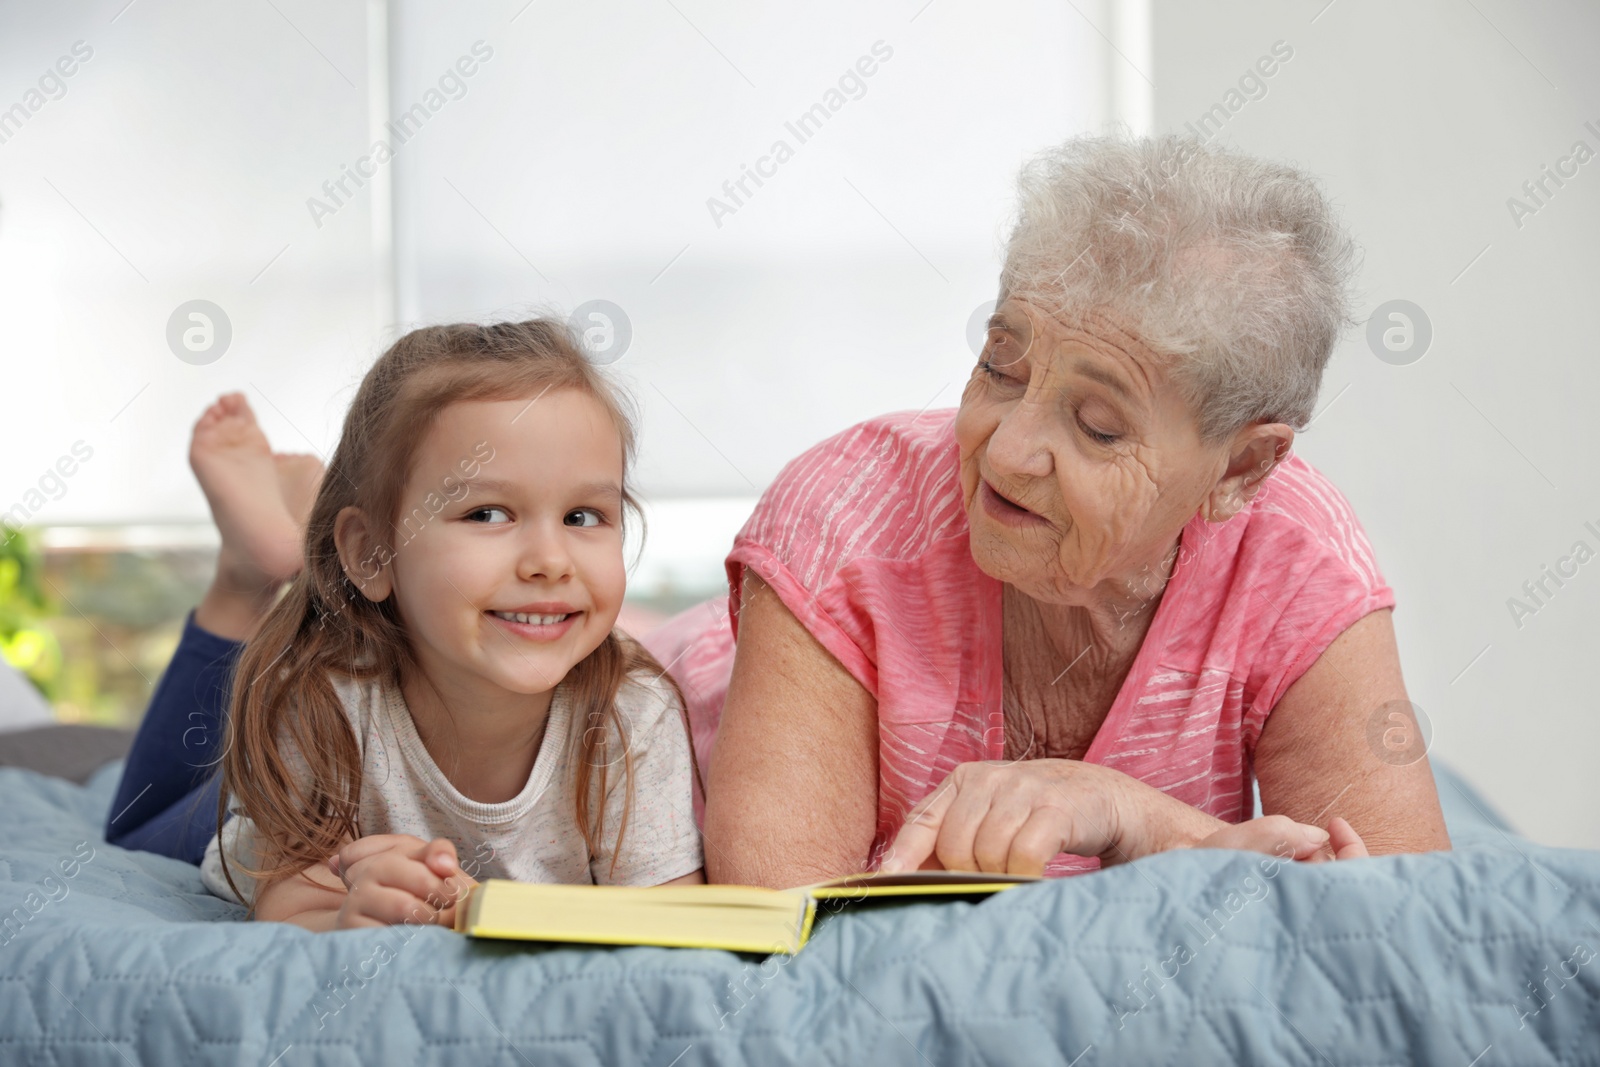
1;758;1596;1066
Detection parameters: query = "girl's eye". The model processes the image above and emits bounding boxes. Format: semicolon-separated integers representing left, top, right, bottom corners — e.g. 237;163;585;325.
466;506;511;523
564;508;604;528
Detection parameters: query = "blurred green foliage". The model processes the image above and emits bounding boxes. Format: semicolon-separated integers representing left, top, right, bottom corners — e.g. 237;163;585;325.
0;529;214;725
0;526;63;700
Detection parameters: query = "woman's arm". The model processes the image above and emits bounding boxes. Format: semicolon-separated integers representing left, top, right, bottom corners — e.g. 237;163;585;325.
702;573;880;888
1254;608;1451;854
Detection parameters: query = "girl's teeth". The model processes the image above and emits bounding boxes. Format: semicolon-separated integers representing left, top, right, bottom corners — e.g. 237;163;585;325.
494;611;571;625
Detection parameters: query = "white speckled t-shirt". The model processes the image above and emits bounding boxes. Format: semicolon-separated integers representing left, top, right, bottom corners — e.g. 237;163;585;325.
200;667;703;907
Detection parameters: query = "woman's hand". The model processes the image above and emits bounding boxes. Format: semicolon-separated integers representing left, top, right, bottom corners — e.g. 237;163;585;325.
1194;814;1368;862
880;759;1368;875
328;834;477;929
880;760;1132;875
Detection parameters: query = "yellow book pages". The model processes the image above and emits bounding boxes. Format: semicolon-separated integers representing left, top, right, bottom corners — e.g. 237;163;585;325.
456;872;1034;954
457;880;814;954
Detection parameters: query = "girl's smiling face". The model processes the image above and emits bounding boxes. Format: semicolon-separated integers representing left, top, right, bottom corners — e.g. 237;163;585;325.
341;388;627;706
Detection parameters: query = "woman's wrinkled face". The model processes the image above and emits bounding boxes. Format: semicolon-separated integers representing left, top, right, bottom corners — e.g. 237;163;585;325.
954;298;1230;605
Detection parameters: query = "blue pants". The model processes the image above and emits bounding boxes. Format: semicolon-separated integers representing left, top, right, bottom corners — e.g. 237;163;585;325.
104;611;241;864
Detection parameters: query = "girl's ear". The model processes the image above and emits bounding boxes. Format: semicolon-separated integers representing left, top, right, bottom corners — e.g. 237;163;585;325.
334;505;394;601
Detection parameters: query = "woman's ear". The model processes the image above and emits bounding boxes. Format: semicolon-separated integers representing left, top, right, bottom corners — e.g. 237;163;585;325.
1204;423;1294;523
333;505;394;601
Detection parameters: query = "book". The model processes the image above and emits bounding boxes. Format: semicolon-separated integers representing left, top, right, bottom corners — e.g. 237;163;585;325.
454;871;1038;954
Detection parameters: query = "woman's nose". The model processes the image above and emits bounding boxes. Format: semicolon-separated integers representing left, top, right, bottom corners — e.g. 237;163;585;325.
986;400;1055;479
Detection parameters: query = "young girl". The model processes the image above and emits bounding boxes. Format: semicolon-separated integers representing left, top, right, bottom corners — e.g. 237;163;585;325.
114;318;703;930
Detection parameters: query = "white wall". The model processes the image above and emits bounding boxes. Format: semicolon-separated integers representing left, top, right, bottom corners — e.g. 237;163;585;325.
383;0;1104;497
0;0;381;529
1151;0;1600;848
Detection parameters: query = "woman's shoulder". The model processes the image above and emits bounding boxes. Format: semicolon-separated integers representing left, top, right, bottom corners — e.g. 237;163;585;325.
1178;451;1393;682
1190;454;1396;731
1239;452;1385;586
737;408;970;569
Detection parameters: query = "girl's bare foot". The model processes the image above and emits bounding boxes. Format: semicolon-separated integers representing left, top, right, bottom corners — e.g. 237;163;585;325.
274;453;325;532
190;393;312;640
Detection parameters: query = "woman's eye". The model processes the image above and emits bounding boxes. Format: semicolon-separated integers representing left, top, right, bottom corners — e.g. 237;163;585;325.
984;327;1031;367
1079;419;1119;445
466;506;511;523
564;508;603;528
977;358;1021;385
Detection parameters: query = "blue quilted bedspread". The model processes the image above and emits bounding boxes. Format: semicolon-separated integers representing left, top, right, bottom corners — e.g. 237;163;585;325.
1;760;1596;1066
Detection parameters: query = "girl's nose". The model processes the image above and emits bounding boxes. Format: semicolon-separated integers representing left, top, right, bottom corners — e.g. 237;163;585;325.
517;521;575;582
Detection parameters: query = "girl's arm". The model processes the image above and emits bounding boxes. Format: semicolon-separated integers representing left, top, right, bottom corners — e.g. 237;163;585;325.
262;859;703;924
254;858;349;931
254;835;472;930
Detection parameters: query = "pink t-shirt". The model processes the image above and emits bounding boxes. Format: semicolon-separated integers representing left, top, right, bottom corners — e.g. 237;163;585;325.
644;409;1394;876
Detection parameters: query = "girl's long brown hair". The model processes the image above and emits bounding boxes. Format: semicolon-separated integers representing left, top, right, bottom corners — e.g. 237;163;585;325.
216;318;688;909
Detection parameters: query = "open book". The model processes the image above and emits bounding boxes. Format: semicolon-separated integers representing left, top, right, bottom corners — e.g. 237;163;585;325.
455;871;1038;954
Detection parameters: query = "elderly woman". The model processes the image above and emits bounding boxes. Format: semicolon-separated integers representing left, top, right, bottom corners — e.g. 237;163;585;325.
646;134;1451;887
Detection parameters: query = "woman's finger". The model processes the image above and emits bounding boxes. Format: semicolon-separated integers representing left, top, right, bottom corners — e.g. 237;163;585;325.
931;788;996;873
1268;816;1331;861
970;794;1034;874
1196;815;1330;861
1005;807;1071;877
1327;816;1369;860
881;780;960;874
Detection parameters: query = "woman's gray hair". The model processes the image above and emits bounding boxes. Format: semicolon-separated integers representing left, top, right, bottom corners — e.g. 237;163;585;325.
997;133;1361;440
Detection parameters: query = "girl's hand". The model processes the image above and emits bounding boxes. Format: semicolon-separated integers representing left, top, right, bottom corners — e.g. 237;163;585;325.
328;834;477;929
